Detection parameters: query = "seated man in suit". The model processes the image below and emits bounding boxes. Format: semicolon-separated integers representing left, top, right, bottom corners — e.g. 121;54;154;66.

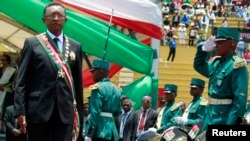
132;96;158;140
174;78;208;129
4;105;27;141
116;98;135;141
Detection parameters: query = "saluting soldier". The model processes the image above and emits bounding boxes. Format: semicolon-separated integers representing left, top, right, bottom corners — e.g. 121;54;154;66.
155;84;182;133
174;78;208;128
194;27;249;130
85;60;121;141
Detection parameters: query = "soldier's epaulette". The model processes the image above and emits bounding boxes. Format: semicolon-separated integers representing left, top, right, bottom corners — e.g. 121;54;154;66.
200;98;208;106
209;56;221;63
233;56;247;69
171;102;180;111
89;82;100;90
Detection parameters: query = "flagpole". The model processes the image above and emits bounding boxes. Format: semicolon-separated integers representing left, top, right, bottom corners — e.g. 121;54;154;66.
102;9;114;60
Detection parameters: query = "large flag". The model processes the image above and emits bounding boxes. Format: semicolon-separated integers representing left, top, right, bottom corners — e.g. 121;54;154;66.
122;75;158;110
0;0;154;74
56;0;163;40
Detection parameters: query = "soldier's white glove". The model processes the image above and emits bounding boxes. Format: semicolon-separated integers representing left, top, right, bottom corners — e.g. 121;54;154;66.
174;116;182;124
85;136;92;141
174;117;188;125
202;35;215;52
148;127;157;133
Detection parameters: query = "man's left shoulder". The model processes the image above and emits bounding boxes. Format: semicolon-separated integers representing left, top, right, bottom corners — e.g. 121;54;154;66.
232;55;247;69
89;82;101;90
199;97;208;106
171;102;181;111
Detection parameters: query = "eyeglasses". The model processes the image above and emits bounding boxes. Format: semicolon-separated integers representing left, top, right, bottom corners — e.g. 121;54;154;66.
45;14;66;20
142;100;150;103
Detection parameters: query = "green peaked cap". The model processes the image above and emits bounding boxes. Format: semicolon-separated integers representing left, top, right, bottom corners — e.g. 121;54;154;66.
164;84;178;93
215;27;240;41
190;78;205;88
91;59;110;71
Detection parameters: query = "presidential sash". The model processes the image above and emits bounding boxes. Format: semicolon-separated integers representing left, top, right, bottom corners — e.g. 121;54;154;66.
36;33;79;141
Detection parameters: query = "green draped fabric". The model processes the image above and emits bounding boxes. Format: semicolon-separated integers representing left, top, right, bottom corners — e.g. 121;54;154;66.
0;0;153;74
122;75;158;111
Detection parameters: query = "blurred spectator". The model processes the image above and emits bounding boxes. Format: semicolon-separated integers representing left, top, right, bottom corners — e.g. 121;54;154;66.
178;23;187;45
188;25;197;47
222;17;228;27
236;38;245;58
162;2;170;17
0;55;16;133
181;13;190;27
167;36;177;62
244;49;250;64
208;10;216;26
200;13;209;29
172;12;181;28
163;15;170;29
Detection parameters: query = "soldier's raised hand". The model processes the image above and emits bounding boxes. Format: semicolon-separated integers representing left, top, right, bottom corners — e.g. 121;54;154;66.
202;35;215;52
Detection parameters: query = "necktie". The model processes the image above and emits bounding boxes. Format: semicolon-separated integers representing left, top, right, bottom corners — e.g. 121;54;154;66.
120;113;127;138
53;38;59;47
138;110;146;131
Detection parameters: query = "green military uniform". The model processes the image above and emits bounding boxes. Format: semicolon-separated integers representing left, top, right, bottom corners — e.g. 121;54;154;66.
183;78;208;127
156;84;182;133
194;27;249;130
85;60;121;140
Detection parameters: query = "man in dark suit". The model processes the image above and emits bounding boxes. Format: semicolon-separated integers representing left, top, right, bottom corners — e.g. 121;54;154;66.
116;98;135;141
14;2;83;141
4;105;27;141
132;96;158;140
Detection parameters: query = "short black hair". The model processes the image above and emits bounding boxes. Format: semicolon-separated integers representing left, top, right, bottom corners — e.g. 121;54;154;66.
43;2;66;16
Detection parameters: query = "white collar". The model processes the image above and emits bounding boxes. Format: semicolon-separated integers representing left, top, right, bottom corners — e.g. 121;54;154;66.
47;30;64;43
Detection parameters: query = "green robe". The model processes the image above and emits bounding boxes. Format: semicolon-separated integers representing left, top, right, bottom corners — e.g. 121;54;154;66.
157;101;182;133
194;46;248;130
185;96;208;127
85;78;121;140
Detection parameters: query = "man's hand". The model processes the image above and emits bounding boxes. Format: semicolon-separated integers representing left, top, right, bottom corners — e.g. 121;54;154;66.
17;115;26;134
174;116;182;124
148;127;157;133
174;117;188;125
84;136;92;141
202;35;215;52
12;128;21;136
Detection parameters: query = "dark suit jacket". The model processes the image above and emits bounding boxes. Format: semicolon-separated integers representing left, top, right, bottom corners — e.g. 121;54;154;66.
14;34;83;127
116;111;135;141
4;105;27;141
132;108;158;140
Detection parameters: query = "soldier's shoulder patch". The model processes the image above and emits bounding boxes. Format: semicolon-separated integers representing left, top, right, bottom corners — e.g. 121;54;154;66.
171;102;180;111
209;56;221;63
200;97;208;106
233;56;247;69
89;82;101;90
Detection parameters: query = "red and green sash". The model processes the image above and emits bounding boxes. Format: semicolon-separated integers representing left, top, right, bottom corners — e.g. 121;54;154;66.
36;33;79;141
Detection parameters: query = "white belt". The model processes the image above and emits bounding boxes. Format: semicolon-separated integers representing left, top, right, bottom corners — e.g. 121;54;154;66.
209;98;232;105
100;112;113;117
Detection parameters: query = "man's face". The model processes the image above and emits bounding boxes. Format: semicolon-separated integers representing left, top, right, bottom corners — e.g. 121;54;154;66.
142;97;151;109
190;87;203;97
122;99;131;113
214;40;235;56
83;104;89;116
165;92;176;103
43;5;67;35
